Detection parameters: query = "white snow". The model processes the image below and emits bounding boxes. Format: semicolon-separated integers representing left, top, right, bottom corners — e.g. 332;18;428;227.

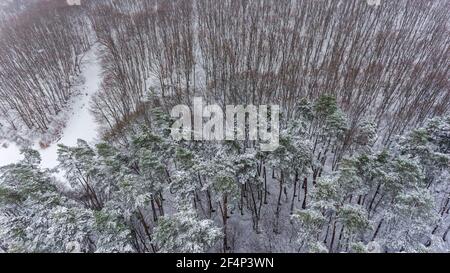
37;44;102;170
0;142;23;167
67;0;81;6
367;0;381;6
0;44;102;170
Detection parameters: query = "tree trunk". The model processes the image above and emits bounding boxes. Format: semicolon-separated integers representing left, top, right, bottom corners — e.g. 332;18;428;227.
302;177;308;209
150;195;158;222
290;172;299;214
263;166;268;204
329;221;337;253
274;172;284;234
372;218;384;241
221;194;230;253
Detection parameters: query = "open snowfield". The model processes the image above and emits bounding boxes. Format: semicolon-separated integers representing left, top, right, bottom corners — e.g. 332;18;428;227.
0;142;22;167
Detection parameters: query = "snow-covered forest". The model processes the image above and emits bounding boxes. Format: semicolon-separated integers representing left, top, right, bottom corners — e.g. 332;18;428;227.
0;0;449;253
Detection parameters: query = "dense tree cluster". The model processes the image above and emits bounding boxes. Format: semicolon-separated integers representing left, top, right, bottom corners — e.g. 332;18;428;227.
1;0;448;145
0;0;449;253
0;1;93;133
83;0;449;146
1;102;448;253
87;0;195;132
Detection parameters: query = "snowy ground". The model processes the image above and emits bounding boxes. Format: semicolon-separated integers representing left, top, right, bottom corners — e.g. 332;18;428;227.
0;142;22;167
0;44;102;171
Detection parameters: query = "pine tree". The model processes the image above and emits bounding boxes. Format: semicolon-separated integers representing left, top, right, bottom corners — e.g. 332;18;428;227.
57;140;106;210
0;149;93;252
154;204;222;253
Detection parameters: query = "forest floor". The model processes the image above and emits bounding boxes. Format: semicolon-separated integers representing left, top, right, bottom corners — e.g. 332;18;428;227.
0;44;102;170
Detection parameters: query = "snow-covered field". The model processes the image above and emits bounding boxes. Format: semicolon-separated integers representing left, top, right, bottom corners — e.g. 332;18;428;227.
0;142;22;167
0;44;102;170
